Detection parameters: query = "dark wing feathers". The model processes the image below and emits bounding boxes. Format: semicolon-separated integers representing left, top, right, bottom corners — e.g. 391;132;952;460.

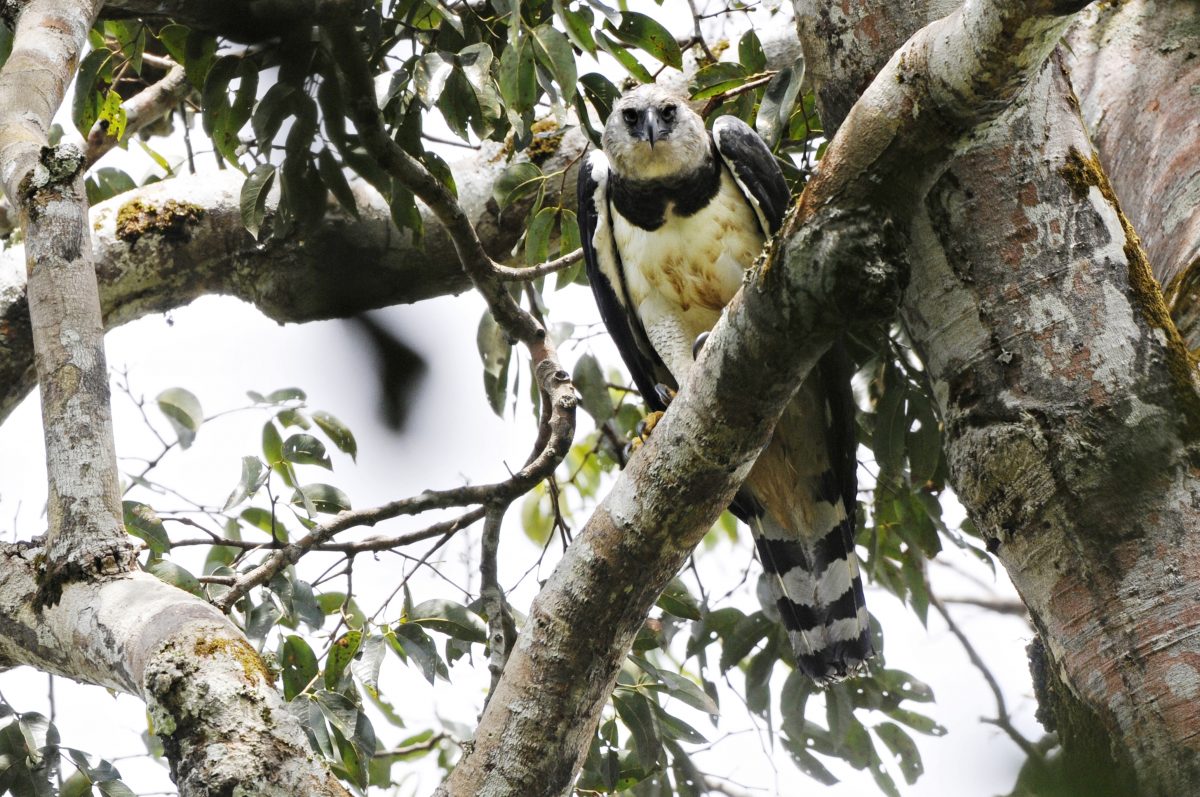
712;116;791;235
578;152;676;412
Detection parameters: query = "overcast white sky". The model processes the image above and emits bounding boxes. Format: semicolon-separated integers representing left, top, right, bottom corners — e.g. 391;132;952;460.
0;2;1046;794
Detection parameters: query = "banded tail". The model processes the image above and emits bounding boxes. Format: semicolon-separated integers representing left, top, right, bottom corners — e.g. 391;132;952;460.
751;506;871;684
743;360;872;685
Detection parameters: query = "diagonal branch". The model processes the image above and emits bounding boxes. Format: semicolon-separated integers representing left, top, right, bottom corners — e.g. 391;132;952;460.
435;0;1093;792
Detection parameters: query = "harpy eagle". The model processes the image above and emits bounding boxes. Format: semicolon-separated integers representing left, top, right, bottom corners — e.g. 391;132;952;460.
578;84;872;683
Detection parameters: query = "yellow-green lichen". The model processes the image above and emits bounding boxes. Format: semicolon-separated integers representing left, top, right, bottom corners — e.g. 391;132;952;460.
1059;147;1200;437
194;636;273;685
1164;257;1200;358
527;117;566;165
115;198;205;243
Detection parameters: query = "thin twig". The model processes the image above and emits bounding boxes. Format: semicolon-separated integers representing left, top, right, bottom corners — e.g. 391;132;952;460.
931;593;1043;764
684;0;716;63
492;247;583;282
480;505;517;705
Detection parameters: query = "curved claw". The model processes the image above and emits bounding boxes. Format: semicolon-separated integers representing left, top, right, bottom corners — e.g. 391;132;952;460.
692;332;710;360
626;409;665;456
653;383;676;408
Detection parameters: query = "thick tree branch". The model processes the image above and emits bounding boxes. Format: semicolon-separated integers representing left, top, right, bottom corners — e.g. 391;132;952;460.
0;542;351;796
901;53;1200;796
0;0;140;596
1063;0;1200;349
437;2;1086;792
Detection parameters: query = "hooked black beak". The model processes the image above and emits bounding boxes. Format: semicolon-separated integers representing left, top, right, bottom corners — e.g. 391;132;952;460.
634;109;662;148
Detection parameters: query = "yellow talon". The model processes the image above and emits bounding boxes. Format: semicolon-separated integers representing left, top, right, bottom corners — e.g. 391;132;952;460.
628;410;665;453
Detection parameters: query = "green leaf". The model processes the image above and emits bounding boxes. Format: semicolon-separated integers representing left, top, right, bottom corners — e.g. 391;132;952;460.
477;311;512;416
240;163;276;239
97;89;127;140
738;30;767;72
873;364;908;480
781;736;840;785
718;611;772;672
266;387;307;403
410;599;486;643
875;722;923;784
655;578;700;621
84;167;137;205
223;456;266;511
325;630;362;690
498;38;538;115
312;411;358;462
652;703;706;744
554;0;596;54
281;634;319;700
525;206;556;266
756;64;802;150
530;25;577;106
72;48;109;135
906;395;942;487
290;483;351;514
877;669;936;703
122;500;170;554
868;742;903;797
595;32;653;84
282;434;332;470
414;51;454;107
492;161;543;210
609;12;682;69
572;352;613;424
156;387;203;449
201;55;238;137
251;82;298;146
262;420;283;464
147;560;202;596
388;624;447;684
657;670;718;715
690;62;750;100
886;707;946;736
317;149;359;219
580;72;621;123
351;635;387;697
612;691;662;772
241;506;287;541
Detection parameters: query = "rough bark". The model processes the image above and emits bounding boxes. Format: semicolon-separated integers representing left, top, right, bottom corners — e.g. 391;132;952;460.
0;0;139;594
1063;0;1200;350
437;0;1087;793
792;0;954;133
903;61;1200;794
0;542;351;797
790;0;1200;791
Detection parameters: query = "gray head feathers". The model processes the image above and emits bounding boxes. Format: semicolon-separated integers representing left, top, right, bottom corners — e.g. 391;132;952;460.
601;84;709;180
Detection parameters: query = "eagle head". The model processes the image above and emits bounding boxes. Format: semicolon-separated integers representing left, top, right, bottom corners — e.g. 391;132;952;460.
601;85;709;181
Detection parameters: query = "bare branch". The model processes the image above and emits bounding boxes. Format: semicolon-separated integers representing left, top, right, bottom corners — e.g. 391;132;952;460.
931;594;1042;762
480;505;517;701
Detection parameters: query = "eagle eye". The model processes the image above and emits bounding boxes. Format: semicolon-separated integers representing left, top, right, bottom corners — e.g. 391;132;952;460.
622;108;639;125
660;104;676;122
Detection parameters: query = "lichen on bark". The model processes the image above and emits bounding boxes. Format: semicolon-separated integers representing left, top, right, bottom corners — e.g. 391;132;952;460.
116;198;206;243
